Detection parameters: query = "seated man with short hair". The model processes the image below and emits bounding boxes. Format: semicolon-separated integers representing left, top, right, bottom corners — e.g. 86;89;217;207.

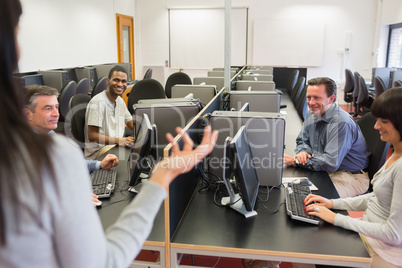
23;84;119;205
85;65;134;159
284;77;370;198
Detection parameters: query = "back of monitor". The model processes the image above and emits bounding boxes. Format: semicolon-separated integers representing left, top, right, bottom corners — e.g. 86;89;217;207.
193;77;225;92
236;81;275;91
241;74;273;81
133;102;201;157
208;110;285;187
172;84;216;105
229;91;281;112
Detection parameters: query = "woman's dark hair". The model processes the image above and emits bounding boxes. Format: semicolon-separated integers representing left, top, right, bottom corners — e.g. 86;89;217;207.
371;87;402;141
0;0;55;245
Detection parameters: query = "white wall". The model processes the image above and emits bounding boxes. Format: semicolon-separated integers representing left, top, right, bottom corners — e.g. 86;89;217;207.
137;0;380;84
16;0;402;86
18;0;134;73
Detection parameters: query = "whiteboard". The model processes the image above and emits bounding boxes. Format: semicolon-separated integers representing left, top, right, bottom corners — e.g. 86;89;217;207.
169;8;247;69
252;19;325;67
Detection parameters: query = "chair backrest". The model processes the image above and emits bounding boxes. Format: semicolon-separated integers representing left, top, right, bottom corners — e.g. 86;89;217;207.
286;70;299;94
394;80;402;88
69;93;91;110
357;75;369;105
357;112;390;192
69;94;91;150
290;76;305;105
58;80;77;121
127;79;166;114
374;76;387;98
91;76;108;98
295;84;308;121
76;78;90;95
165;72;192;98
143;68;153;79
353;72;361;98
344;69;354;94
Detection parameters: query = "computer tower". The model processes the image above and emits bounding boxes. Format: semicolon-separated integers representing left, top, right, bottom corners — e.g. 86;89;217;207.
370;67;396;88
75;67;98;89
132;101;202;157
171;84;217;105
38;70;70;91
93;64;114;81
113;62;133;82
208;110;285;187
22;74;44;86
193;77;225;92
389;70;402;89
229;91;281;112
241;74;273;81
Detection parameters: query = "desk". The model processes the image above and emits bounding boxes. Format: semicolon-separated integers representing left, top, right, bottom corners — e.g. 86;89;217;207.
170;167;370;268
169;91;371;268
96;146;166;267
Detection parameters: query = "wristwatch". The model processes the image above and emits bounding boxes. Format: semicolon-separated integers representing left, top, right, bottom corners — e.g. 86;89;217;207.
294;157;300;165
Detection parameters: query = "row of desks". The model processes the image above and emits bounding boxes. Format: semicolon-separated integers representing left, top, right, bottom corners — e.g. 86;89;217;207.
96;82;371;268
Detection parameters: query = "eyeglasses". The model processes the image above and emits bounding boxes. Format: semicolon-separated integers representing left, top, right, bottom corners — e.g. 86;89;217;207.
112;78;128;84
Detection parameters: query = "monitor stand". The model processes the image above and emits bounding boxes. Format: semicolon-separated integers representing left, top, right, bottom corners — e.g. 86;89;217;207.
221;194;257;218
128;173;149;193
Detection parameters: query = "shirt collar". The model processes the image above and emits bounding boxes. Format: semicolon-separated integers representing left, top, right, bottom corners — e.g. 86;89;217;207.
312;103;337;123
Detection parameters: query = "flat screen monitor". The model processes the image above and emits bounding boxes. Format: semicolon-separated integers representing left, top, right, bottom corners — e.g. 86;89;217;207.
128;114;158;190
221;126;259;217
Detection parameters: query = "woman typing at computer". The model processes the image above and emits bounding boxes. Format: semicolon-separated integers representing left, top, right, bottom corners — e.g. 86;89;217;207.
304;87;402;268
0;1;218;266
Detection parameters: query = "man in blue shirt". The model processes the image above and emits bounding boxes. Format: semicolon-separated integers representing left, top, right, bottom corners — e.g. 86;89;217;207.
284;77;370;198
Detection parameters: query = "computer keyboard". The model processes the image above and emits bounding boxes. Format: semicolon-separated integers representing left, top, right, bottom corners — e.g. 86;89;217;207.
285;182;320;225
91;169;117;198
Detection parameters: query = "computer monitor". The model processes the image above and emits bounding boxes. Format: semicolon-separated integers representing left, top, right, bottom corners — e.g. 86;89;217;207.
128;114;158;191
221;126;259;217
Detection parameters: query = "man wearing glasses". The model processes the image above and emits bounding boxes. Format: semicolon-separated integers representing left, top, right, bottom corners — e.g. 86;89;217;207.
85;65;134;159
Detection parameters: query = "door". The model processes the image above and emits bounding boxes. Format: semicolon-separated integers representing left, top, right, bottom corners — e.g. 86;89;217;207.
116;14;135;80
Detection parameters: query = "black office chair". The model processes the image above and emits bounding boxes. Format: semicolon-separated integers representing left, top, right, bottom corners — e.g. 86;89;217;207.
165;72;192;98
55;80;77;134
286;70;299;95
352;72;362;117
68;94;91;150
76;78;90;95
374;76;387;98
91;76;108;98
143;68;153;79
127;79;166;115
343;69;354;112
295;84;308;121
290;76;305;106
394;80;402;88
69;93;91;110
357;112;390;192
59;81;77;121
356;75;373;117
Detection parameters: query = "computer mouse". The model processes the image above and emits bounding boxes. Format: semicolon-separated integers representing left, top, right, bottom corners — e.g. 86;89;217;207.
299;178;313;186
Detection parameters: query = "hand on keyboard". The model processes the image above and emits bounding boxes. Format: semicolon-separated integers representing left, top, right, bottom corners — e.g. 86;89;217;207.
304;194;336;224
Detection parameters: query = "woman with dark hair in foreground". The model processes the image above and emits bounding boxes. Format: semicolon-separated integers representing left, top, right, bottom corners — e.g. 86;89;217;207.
0;0;218;266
